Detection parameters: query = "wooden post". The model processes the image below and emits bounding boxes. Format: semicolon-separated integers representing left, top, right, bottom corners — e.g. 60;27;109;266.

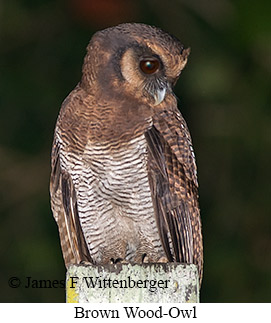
66;263;199;303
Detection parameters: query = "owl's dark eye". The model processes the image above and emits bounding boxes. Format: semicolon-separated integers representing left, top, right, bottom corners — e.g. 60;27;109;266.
139;58;160;74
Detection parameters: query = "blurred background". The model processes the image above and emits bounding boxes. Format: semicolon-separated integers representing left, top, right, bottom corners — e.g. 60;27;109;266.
0;0;270;302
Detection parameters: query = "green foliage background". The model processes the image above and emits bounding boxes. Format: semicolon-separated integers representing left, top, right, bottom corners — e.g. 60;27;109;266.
0;0;270;302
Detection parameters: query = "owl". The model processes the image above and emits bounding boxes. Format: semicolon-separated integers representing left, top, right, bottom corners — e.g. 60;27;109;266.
50;23;203;283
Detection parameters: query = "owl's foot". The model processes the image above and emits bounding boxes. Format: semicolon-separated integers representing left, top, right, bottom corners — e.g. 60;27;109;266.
157;256;168;263
110;257;128;264
79;260;93;266
142;254;168;263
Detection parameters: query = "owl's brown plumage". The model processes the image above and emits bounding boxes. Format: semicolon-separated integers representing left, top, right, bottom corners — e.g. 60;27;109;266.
50;23;203;283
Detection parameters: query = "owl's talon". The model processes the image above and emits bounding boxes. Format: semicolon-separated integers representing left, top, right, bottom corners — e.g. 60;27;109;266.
142;253;149;263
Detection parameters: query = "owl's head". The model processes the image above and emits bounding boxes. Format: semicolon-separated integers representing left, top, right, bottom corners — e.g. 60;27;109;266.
81;23;190;106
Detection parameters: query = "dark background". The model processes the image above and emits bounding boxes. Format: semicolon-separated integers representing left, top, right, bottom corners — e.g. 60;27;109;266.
1;0;270;302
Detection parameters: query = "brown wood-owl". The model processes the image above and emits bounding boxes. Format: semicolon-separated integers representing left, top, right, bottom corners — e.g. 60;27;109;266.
50;23;203;283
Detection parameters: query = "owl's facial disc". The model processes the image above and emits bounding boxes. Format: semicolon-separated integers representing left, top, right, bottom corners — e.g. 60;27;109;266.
120;47;169;105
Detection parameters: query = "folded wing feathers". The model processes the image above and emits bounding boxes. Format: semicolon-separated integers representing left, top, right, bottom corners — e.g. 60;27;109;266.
145;109;202;280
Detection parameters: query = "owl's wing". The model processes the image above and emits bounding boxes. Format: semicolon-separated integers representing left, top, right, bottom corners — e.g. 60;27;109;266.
145;109;203;281
50;138;91;267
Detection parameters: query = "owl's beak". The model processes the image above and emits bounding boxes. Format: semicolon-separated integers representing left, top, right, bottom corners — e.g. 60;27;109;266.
153;87;166;106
